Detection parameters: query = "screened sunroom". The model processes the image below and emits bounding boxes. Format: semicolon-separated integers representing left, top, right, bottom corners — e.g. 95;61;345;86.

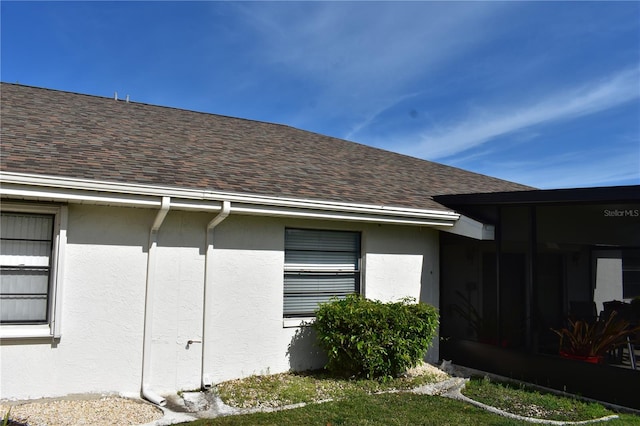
435;185;640;409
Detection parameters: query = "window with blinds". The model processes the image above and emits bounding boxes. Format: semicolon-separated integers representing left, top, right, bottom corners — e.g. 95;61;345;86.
284;228;361;317
0;212;54;323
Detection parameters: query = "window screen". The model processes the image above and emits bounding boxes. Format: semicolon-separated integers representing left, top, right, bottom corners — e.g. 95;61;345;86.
0;212;54;323
284;228;360;317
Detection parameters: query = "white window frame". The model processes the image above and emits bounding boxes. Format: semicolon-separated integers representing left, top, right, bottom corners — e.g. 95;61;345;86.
283;228;361;327
0;202;67;339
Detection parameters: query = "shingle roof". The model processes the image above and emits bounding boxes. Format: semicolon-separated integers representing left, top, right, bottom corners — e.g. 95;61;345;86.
1;83;532;211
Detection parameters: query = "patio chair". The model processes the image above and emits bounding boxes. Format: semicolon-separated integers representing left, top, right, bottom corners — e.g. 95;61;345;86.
626;335;637;370
602;301;638;369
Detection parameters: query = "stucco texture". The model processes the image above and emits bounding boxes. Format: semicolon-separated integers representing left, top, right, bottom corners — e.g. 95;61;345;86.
1;206;441;400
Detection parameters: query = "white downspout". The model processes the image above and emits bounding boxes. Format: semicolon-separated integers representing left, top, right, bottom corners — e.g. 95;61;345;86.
201;200;231;389
141;196;171;406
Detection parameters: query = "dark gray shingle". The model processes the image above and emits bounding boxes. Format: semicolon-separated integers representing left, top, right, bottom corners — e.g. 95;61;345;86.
1;83;532;211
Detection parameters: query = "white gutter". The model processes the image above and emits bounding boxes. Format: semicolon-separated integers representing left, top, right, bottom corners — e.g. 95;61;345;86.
0;172;459;226
200;200;231;389
141;196;171;406
228;203;452;226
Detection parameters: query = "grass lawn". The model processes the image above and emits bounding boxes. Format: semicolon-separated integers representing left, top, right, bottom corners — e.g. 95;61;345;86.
180;393;640;426
177;366;640;426
181;393;538;425
462;376;622;422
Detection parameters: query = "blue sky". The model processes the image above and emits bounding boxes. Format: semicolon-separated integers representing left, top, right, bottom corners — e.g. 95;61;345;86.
2;1;639;189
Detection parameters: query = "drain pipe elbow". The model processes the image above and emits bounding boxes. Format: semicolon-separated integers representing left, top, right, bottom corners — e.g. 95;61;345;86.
207;200;231;231
142;386;167;407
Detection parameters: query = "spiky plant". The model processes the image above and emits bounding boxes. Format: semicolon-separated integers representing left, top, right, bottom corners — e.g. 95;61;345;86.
552;310;640;358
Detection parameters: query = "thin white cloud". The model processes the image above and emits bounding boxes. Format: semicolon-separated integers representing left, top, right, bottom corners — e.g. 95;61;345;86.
249;3;496;83
233;2;509;119
404;67;640;160
344;91;421;141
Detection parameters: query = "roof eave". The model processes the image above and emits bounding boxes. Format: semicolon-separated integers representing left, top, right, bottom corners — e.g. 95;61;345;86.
0;171;460;227
434;185;640;206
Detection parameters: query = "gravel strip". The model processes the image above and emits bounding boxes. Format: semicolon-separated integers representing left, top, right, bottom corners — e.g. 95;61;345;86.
0;396;164;426
0;362;450;425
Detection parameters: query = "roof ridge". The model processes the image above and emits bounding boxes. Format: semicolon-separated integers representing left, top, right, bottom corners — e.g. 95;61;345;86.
0;81;295;128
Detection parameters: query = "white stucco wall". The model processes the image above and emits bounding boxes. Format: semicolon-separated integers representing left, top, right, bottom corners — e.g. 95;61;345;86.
1;204;151;400
364;226;439;304
149;211;210;393
204;218;441;383
205;215;289;384
1;204;441;400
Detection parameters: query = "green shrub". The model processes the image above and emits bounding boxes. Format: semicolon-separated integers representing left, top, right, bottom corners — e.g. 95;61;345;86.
313;294;439;380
